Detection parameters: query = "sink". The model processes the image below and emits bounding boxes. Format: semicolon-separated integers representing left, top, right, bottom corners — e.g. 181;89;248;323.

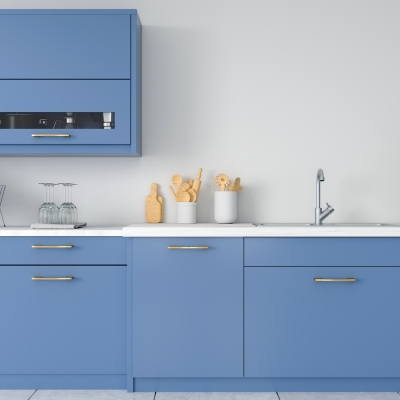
253;223;399;227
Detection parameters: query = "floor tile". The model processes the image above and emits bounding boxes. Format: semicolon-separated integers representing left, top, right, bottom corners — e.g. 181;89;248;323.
155;393;278;400
0;391;36;400
32;391;154;400
278;393;400;400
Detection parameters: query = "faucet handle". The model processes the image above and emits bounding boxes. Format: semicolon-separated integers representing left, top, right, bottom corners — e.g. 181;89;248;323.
326;202;334;211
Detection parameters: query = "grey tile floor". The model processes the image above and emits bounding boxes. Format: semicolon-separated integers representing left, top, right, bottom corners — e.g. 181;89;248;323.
1;392;400;400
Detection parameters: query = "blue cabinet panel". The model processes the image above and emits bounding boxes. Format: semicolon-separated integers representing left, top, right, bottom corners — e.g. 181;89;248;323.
0;80;131;145
132;237;243;378
0;237;127;265
245;237;400;266
245;266;400;377
0;265;127;374
0;15;130;79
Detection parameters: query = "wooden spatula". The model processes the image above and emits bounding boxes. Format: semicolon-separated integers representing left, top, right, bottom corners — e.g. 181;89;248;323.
177;191;190;202
188;188;197;202
169;185;177;200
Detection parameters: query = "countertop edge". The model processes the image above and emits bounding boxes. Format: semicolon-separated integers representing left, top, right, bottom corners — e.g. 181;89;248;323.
2;224;400;237
122;223;400;237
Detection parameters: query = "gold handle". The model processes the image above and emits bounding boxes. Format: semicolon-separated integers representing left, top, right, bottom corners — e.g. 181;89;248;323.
32;276;73;281
168;246;209;250
32;134;70;138
314;278;356;282
32;245;73;249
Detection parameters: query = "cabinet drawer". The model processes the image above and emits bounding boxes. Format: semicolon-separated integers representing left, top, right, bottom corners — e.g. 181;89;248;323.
0;237;127;265
132;237;243;377
0;265;126;374
0;80;131;145
0;15;130;79
244;238;400;266
245;267;400;377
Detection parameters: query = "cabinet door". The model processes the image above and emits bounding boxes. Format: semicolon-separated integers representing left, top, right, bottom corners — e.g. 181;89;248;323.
0;266;126;374
245;267;400;377
0;15;130;79
132;238;243;377
0;80;131;145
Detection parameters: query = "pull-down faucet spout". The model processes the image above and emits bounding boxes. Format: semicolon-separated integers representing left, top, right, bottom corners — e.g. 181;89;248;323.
315;169;334;225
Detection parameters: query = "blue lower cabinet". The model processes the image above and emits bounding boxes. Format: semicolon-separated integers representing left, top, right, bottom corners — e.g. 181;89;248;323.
0;266;127;375
132;238;243;377
245;266;400;377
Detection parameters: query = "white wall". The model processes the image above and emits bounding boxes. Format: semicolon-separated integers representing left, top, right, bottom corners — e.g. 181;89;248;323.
1;0;400;225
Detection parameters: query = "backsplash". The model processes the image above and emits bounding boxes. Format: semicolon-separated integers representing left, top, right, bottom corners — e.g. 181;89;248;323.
2;0;400;225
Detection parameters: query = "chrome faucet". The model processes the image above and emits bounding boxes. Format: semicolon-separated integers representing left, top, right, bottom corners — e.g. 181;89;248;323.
315;169;334;225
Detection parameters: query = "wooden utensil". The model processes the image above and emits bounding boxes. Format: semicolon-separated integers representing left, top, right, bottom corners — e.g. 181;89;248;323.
172;174;183;192
188;188;197;202
177;191;190;202
146;183;163;223
169;185;177;201
216;173;229;191
187;179;193;188
192;168;202;195
234;177;242;191
228;177;242;191
181;183;190;192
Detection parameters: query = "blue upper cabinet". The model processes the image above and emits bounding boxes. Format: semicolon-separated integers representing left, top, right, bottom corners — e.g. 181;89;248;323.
0;10;141;156
0;14;130;79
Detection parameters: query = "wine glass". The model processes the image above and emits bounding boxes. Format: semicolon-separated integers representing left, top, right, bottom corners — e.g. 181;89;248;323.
58;183;77;224
38;183;58;224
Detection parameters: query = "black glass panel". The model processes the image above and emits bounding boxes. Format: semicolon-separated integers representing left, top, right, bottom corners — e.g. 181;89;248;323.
0;112;115;129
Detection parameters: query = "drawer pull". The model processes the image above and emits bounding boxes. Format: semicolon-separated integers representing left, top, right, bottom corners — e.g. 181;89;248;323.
168;246;209;250
32;245;73;249
32;276;74;281
314;278;356;282
32;134;71;138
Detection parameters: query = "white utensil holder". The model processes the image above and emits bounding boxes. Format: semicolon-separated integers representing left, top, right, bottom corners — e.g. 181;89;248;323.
214;191;237;224
177;202;197;223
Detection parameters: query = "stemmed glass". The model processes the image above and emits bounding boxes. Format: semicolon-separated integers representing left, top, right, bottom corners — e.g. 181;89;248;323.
38;183;58;224
58;183;78;224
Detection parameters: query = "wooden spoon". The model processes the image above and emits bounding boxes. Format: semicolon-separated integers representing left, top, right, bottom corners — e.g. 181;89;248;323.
187;179;193;188
172;174;183;192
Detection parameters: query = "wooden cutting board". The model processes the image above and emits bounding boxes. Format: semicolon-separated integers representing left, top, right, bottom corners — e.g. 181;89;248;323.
146;183;163;223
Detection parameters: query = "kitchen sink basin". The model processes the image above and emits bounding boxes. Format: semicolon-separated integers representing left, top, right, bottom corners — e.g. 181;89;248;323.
253;223;399;227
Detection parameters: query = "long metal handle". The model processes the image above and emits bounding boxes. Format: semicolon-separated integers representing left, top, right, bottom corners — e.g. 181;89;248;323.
32;134;70;138
32;276;73;281
314;278;356;282
32;245;73;249
168;246;209;250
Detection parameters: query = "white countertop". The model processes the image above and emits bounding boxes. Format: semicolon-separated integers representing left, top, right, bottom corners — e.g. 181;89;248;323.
123;223;400;237
0;226;125;236
1;224;400;237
